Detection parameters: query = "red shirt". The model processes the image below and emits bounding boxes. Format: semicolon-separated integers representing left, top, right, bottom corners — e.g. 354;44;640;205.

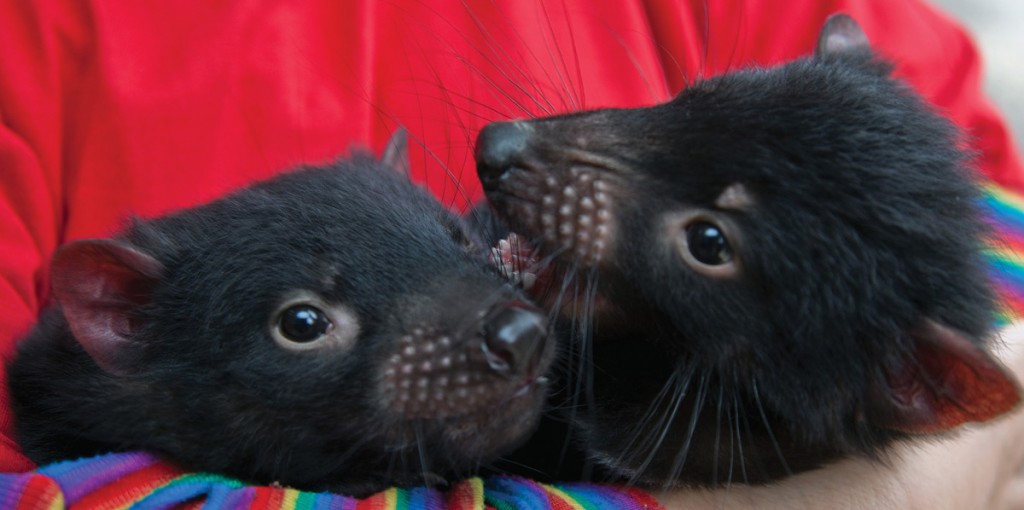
1;0;1021;472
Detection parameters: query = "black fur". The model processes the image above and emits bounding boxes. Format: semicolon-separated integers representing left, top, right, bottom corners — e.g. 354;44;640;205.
10;154;555;497
475;16;1018;486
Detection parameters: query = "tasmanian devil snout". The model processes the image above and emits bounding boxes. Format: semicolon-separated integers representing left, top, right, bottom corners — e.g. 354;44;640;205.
481;300;548;375
476;121;531;191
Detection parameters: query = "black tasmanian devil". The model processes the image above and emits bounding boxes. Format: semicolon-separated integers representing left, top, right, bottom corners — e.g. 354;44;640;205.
474;14;1022;486
9;132;555;497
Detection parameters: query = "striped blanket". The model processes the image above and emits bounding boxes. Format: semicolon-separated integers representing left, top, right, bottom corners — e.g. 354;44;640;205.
0;451;661;510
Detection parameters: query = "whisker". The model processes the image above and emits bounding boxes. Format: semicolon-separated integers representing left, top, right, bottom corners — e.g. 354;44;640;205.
398;0;545;117
406;130;480;215
414;421;432;486
579;266;601;411
667;370;708;485
665;371;709;485
618;370;677;471
752;378;792;478
536;0;582;111
732;386;748;486
724;389;735;488
600;23;662;104
711;381;724;487
627;365;694;485
460;0;561;115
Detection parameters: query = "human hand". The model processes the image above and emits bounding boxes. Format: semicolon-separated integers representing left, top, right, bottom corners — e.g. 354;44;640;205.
655;322;1024;510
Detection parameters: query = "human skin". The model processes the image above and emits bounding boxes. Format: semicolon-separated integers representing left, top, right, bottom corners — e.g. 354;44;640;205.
656;323;1024;510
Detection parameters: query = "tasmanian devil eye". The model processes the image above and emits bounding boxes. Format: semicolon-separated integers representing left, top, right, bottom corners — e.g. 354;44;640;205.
278;305;332;342
686;221;733;265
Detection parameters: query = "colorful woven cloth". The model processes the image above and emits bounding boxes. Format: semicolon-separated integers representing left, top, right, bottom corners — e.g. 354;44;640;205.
0;452;663;510
984;184;1024;324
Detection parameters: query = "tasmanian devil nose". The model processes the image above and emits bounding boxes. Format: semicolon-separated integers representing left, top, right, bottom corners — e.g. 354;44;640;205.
475;121;528;190
482;301;548;375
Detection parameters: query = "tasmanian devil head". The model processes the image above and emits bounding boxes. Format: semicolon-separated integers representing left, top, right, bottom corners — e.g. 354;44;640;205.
475;14;1021;485
10;132;555;497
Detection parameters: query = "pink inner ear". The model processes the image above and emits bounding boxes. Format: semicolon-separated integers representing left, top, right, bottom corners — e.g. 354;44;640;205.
881;320;1022;434
50;240;164;376
815;14;870;58
380;127;410;175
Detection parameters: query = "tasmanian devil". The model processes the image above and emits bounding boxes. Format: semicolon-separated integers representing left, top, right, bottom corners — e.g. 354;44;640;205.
8;132;555;497
474;14;1022;486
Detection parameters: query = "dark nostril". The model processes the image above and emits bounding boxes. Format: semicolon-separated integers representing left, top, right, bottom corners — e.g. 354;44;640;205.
482;300;547;375
475;121;529;189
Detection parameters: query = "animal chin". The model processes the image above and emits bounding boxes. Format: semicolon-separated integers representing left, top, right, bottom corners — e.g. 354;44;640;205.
399;375;550;460
446;375;549;427
442;382;550;461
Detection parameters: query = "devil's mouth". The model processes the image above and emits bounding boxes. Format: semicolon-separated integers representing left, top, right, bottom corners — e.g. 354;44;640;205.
449;374;549;420
486;166;616;268
480;163;539;194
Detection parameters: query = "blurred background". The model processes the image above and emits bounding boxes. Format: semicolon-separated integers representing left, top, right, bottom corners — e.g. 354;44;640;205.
932;0;1023;151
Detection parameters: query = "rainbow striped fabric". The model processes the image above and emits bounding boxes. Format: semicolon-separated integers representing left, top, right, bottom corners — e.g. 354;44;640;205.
0;451;663;510
984;184;1024;324
3;185;1024;510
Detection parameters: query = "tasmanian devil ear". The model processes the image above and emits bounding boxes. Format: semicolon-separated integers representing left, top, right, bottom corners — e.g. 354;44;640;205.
815;14;871;58
50;239;165;376
872;319;1022;434
380;128;411;175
